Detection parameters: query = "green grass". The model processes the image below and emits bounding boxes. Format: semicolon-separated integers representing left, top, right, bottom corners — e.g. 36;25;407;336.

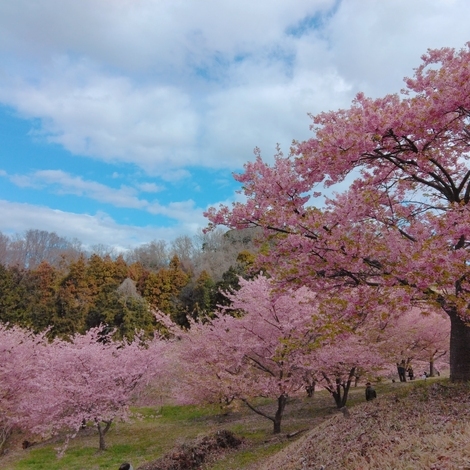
15;446;115;470
1;378;445;469
208;440;288;470
158;403;222;422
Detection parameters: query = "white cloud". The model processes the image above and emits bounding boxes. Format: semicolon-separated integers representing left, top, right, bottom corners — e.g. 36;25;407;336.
202;61;353;166
145;199;208;233
1;0;470;250
0;0;339;173
138;182;164;193
1;0;469;174
4;169;148;209
323;0;470;97
2;170;210;224
0;64;199;172
0;0;335;69
0;199;206;249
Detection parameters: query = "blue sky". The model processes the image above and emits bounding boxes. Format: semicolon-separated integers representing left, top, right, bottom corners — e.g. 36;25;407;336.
0;0;469;251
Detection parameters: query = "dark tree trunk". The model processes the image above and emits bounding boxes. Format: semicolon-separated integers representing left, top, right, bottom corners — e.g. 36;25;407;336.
448;309;470;381
322;367;355;409
240;394;288;435
338;369;354;408
429;358;435;377
305;382;315;398
96;420;112;451
331;380;342;408
273;394;287;434
0;424;12;455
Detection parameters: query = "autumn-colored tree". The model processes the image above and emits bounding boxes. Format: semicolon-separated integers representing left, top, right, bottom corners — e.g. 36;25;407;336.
127;261;145;283
206;43;470;381
140;255;189;324
26;261;59;332
54;255;91;337
86;254;127;295
0;251;181;338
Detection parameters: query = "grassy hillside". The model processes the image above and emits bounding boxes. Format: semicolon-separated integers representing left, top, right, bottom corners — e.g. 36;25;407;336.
2;377;469;469
259;379;470;470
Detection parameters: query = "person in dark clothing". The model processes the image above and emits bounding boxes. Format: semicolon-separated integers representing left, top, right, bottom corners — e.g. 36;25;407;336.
397;361;407;382
365;382;377;401
119;464;133;470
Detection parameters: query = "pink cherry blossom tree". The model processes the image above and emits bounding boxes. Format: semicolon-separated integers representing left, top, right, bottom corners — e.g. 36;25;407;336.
174;275;387;430
206;43;470;381
312;332;384;408
0;325;48;453
24;328;164;451
298;285;388;408
374;308;450;379
174;275;321;433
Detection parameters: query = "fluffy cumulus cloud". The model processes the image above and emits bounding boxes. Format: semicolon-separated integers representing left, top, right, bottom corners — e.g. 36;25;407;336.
0;0;338;172
2;0;469;171
323;0;470;95
0;65;199;170
0;0;469;248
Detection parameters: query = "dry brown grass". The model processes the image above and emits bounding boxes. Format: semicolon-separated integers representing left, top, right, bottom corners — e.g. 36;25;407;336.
257;381;470;470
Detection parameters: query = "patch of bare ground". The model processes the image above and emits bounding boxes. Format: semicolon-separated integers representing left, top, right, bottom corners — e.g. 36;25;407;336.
136;430;242;470
256;382;470;470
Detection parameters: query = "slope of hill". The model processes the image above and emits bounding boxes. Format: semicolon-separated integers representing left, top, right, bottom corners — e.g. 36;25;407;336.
257;381;470;470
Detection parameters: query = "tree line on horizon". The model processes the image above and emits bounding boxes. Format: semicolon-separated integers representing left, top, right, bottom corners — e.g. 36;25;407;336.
0;227;261;338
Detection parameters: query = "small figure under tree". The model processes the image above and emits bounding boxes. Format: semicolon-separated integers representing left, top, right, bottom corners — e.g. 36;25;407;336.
365;382;377;401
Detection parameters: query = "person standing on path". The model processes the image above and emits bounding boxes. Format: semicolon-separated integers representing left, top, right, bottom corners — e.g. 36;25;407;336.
397;361;407;382
365;382;377;401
